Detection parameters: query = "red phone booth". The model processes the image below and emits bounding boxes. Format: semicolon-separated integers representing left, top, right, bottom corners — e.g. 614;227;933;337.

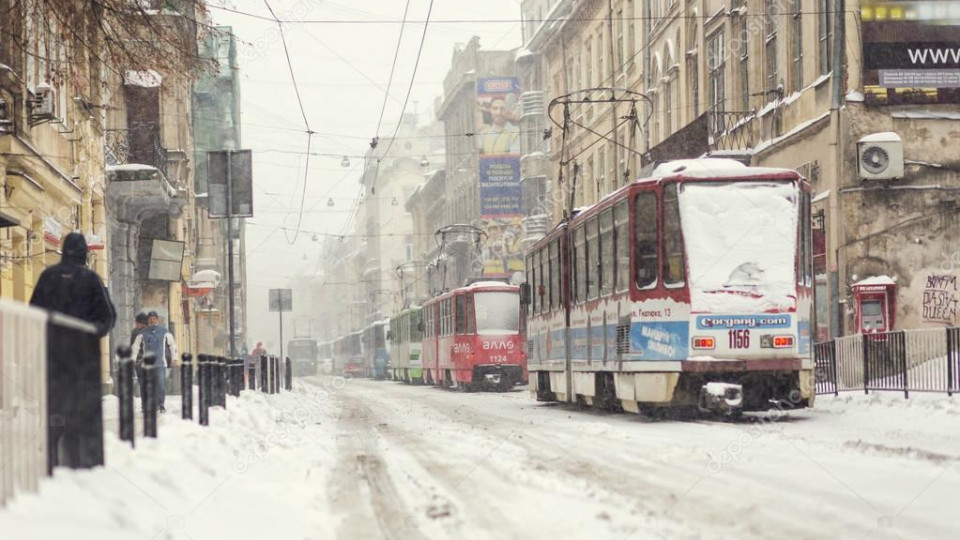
851;276;897;334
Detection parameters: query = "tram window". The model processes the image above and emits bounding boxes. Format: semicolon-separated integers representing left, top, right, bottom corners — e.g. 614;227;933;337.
526;254;535;315
456;295;467;334
549;240;560;309
587;216;599;299
615;200;630;292
466;294;477;333
635;191;659;289
574;226;587;303
600;209;615;296
663;183;686;287
799;190;812;287
538;249;548;314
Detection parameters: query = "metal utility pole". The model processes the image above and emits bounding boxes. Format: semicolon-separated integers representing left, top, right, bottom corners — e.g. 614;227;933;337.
226;150;237;358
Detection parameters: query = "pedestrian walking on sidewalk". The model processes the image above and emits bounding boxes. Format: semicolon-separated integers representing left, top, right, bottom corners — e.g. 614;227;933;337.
30;232;116;470
247;341;265;385
132;311;178;413
130;312;150;404
29;232;116;336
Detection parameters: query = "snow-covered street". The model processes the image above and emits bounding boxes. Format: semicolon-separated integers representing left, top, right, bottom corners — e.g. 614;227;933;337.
2;378;958;539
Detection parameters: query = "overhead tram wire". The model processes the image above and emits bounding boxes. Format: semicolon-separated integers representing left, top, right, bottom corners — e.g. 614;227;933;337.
263;0;316;245
369;0;436;197
209;6;859;24
374;0;413;139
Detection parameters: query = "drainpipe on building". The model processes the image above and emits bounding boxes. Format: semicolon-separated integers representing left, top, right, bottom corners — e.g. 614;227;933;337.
831;0;847;337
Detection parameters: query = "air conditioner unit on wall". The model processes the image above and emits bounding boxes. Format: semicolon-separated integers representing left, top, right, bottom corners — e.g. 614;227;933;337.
857;132;904;181
28;85;56;125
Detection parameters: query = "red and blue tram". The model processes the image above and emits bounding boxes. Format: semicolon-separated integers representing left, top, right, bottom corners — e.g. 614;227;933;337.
421;281;528;391
524;159;815;414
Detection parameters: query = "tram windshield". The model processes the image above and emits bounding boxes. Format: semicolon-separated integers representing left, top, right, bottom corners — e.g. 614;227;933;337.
474;291;521;335
288;339;317;360
679;181;799;313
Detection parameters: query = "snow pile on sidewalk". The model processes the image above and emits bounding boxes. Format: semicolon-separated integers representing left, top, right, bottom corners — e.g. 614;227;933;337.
0;381;341;540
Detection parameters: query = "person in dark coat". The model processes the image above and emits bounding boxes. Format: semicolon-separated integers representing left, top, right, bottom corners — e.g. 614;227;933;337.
30;232;116;337
29;232;116;472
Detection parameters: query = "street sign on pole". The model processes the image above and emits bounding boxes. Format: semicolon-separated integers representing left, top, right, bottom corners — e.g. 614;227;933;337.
269;289;293;312
269;288;293;362
208;150;253;218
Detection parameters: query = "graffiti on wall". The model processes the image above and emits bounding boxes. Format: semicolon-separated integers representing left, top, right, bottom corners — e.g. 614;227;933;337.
922;274;958;323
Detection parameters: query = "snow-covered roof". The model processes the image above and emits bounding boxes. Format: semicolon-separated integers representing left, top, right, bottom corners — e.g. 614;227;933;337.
652;159;796;179
853;275;897;287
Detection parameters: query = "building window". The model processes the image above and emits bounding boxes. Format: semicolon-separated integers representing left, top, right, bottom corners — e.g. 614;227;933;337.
737;7;750;111
597;146;606;194
791;0;804;93
616;9;624;69
765;0;780;93
707;30;725;130
819;0;833;75
597;31;605;84
664;76;673;135
627;0;636;66
585;38;594;87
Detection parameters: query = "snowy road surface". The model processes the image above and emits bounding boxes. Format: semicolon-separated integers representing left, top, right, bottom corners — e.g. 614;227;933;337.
1;376;957;539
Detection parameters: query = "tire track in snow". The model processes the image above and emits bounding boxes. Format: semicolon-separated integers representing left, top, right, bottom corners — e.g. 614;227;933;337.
327;389;427;540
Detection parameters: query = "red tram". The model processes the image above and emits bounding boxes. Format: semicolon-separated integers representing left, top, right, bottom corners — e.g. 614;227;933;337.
420;281;527;391
525;159;816;414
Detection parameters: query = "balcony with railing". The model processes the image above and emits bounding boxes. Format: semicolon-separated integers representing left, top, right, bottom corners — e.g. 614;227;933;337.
104;121;169;179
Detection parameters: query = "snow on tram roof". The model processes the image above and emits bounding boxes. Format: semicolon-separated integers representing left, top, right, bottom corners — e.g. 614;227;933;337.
651;158;797;179
464;280;517;290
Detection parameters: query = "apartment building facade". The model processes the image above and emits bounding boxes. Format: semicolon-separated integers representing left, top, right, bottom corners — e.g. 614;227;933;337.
522;0;960;337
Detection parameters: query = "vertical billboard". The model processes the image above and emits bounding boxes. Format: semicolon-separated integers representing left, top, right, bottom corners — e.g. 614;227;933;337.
862;1;960;104
476;77;524;279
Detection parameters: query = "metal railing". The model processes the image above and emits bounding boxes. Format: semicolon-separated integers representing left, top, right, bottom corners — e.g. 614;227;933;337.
815;328;960;397
104;121;168;178
0;301;100;507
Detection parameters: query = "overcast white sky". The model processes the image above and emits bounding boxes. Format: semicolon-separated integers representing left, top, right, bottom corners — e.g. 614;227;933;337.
208;0;523;349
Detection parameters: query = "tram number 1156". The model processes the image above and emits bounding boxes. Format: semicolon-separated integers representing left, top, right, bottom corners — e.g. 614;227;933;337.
728;329;751;349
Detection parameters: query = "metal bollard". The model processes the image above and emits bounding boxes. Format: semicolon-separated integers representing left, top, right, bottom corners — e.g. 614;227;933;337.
142;353;158;438
233;359;243;396
181;353;193;420
271;356;279;394
285;356;292;391
217;357;228;408
211;357;222;408
248;363;256;391
260;354;268;392
198;355;210;426
116;346;135;448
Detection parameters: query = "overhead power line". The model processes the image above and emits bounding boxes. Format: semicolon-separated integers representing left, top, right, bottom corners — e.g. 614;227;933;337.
210;6;857;24
263;0;315;245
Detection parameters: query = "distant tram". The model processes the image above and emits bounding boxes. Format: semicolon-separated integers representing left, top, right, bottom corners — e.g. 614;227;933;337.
524;159;815;414
333;331;365;377
363;320;390;380
287;338;318;376
389;306;423;383
421;282;527;391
